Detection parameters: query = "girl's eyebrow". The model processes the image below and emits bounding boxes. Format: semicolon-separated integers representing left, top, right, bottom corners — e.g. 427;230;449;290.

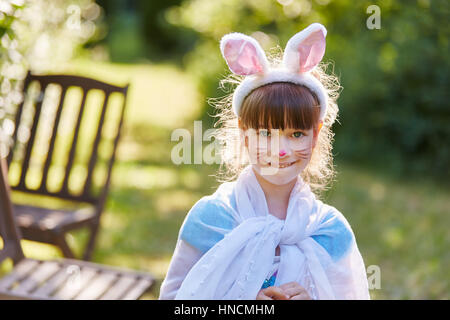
256;128;309;133
284;128;308;133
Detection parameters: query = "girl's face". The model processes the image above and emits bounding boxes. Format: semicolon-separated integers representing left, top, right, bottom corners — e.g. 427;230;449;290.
242;123;321;185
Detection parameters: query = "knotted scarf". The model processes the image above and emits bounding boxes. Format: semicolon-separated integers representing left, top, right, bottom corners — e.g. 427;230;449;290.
175;165;370;299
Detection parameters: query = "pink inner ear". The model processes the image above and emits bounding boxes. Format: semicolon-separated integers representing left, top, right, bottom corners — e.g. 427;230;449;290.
223;39;264;75
298;30;326;73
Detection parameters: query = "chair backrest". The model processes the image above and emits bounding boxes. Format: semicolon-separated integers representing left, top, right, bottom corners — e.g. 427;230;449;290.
6;72;129;206
0;157;24;265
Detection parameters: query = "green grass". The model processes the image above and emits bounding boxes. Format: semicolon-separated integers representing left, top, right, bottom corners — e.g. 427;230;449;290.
1;59;448;300
324;161;449;299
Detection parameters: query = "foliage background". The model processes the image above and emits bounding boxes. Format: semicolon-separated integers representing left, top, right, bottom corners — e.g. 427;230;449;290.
0;0;448;300
93;0;450;178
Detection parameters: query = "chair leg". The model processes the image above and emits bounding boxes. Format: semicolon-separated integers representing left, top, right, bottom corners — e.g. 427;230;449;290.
82;221;100;261
54;233;76;259
11;244;25;266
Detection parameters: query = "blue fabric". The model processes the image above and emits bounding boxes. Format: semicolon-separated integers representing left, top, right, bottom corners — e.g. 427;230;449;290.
311;210;354;262
261;271;277;289
180;192;237;254
181;182;353;262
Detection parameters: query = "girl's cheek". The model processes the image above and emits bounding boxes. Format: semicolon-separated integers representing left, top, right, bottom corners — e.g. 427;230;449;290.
290;135;314;151
244;136;262;163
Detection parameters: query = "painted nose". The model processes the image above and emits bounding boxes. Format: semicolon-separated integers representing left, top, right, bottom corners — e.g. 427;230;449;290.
279;149;287;157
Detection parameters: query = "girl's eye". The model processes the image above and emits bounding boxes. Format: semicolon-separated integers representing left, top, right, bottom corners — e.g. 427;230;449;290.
259;130;271;137
292;131;303;138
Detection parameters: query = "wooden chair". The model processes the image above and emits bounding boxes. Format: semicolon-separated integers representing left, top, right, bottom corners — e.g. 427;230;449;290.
0;157;155;299
5;71;128;260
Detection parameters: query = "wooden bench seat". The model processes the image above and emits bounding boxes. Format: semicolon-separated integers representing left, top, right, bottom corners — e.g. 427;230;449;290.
14;204;96;237
0;258;154;300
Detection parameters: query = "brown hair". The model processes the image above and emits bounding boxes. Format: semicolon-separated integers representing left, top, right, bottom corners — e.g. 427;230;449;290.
239;82;320;131
209;47;341;197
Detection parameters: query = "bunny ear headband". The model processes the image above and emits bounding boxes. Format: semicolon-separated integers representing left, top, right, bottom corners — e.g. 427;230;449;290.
220;23;328;121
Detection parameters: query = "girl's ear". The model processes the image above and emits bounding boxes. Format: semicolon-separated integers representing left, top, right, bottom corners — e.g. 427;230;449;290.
238;118;248;130
317;121;323;133
312;120;323;149
220;33;269;76
283;23;327;73
239;128;249;148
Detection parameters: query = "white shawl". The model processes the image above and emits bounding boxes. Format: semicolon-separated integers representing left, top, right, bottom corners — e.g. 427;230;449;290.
174;165;370;299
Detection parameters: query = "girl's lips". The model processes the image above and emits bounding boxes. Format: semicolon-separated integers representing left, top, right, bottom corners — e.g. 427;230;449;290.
267;160;299;168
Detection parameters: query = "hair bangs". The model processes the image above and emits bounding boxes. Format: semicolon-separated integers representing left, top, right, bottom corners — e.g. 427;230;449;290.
240;82;320;131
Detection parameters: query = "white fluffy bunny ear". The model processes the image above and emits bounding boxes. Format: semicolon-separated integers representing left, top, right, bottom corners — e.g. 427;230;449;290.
283;23;327;73
220;32;269;76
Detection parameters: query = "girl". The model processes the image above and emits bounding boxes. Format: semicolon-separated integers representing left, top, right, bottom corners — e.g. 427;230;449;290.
159;23;370;300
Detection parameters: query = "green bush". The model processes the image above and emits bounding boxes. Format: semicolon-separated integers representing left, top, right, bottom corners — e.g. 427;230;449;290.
163;0;450;178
